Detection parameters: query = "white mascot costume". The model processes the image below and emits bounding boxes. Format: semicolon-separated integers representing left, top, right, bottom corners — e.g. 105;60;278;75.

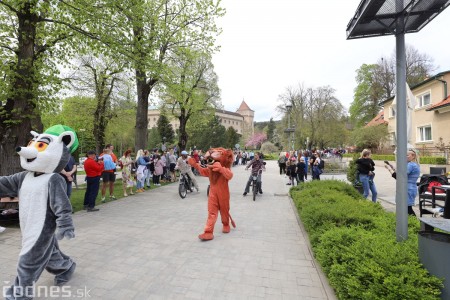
0;125;77;300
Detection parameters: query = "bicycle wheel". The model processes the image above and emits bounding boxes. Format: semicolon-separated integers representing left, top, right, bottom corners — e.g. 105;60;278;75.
179;180;187;198
252;180;257;201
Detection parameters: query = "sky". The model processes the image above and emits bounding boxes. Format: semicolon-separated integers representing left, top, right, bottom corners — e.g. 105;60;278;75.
211;0;450;122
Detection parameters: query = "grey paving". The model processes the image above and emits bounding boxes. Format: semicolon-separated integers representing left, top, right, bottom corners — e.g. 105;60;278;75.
1;161;339;300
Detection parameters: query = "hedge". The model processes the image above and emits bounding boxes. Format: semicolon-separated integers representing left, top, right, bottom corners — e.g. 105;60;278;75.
344;154;447;165
290;180;443;299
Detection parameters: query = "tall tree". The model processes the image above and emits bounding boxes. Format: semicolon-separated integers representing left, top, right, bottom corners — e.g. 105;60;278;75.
349;45;436;128
266;118;276;142
277;84;347;149
156;114;175;146
160;48;221;151
349;64;384;128
83;0;224;151
0;1;72;174
66;56;126;152
224;126;240;149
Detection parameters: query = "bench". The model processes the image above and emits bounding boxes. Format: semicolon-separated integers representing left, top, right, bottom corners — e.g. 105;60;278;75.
0;197;19;223
419;185;450;218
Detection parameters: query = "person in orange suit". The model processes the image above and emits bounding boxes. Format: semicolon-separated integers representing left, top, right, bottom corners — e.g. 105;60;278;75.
189;148;235;241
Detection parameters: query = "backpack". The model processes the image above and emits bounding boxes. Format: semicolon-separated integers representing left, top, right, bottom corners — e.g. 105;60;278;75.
319;159;325;170
427;181;445;194
130;162;137;174
103;158;116;171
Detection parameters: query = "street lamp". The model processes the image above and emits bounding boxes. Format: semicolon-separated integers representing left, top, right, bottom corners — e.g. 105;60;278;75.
284;104;294;151
161;137;167;151
78;128;85;154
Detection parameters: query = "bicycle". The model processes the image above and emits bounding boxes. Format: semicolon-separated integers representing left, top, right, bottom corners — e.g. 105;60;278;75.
249;169;263;201
178;173;194;198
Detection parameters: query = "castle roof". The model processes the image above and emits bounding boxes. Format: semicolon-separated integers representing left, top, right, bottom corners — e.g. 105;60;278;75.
237;100;254;112
216;109;244;117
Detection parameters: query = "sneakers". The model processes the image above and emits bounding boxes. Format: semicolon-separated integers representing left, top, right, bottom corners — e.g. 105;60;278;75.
101;197;106;203
123;193;128;197
110;195;117;200
259;190;263;194
243;192;247;196
87;207;99;212
0;226;5;233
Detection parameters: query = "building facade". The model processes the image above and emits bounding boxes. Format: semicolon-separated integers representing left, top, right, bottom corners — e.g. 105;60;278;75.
147;100;255;138
379;70;450;148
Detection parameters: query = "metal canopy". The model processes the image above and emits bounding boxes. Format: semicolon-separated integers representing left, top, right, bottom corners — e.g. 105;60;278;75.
347;0;450;39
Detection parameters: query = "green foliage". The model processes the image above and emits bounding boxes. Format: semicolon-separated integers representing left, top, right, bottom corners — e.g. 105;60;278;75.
224;126;240;149
350;124;389;150
188;116;226;151
267;118;276;142
346;153;361;184
370;154;395;161
290;180;443;299
349;64;384;128
157;114;175;145
420;156;447;165
260;141;278;154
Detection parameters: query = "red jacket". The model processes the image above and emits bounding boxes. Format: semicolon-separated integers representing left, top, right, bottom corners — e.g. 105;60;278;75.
84;157;104;177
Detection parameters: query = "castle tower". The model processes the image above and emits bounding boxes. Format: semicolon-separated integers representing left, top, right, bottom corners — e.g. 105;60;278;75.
236;100;254;140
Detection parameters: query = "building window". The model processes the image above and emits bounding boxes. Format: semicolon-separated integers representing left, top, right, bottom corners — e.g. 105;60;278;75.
389;106;396;118
389;132;396;146
418;125;432;142
416;92;431;108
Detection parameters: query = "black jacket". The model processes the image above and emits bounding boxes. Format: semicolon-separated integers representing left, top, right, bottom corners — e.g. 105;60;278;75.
355;158;375;175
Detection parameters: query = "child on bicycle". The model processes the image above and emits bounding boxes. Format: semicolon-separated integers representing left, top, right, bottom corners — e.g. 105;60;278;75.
243;152;266;196
175;150;199;192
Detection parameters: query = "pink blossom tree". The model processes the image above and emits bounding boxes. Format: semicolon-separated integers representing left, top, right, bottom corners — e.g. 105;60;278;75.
245;132;267;149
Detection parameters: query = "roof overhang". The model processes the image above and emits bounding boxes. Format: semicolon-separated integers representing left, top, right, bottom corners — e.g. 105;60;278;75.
347;0;450;39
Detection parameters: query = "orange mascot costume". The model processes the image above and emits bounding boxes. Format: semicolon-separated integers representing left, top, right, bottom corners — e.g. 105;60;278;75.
189;148;236;241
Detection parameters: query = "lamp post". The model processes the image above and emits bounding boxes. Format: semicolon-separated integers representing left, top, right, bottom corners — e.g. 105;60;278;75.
285;104;294;151
78;128;85;155
161;137;167;151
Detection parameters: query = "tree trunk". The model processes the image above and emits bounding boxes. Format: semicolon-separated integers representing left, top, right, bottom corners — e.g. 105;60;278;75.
178;111;189;152
135;69;151;151
93;87;108;153
0;4;42;175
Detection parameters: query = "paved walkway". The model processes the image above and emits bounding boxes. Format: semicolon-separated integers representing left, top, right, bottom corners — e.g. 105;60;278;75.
1;161;339;300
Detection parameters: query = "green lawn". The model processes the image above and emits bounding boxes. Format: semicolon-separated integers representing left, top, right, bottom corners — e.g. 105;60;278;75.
70;179;175;212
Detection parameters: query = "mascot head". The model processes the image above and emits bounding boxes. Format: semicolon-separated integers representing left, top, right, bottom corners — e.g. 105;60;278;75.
207;147;234;168
16;125;79;174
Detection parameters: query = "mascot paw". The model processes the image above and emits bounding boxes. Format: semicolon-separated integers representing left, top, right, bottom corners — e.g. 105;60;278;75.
56;229;75;240
209;161;222;172
188;157;196;166
222;225;230;233
198;233;214;241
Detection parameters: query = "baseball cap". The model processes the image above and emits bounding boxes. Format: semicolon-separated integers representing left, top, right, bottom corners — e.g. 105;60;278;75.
181;150;188;155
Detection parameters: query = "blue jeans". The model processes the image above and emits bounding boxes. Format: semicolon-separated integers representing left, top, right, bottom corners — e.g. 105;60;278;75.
84;176;100;208
359;174;377;202
245;174;262;193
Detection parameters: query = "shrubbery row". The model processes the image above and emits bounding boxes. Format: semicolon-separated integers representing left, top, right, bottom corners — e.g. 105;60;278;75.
343;153;447;165
290;180;443;299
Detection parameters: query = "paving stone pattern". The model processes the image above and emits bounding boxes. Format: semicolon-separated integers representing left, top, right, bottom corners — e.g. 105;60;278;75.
0;161;354;300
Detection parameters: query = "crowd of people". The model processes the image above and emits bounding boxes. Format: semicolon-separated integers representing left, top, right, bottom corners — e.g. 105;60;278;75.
276;149;329;185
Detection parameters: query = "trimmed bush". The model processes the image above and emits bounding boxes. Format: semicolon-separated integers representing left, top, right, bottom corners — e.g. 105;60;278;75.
290;180;443;299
